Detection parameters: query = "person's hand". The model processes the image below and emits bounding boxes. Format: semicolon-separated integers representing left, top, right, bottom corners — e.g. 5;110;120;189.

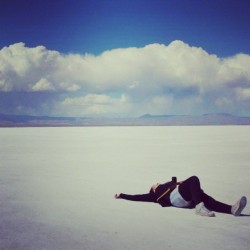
114;193;121;199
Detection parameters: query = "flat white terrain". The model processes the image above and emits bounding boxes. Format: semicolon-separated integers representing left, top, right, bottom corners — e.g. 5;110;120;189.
0;126;249;250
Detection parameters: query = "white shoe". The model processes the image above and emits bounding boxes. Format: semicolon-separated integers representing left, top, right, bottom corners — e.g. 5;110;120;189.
231;196;247;216
195;202;215;217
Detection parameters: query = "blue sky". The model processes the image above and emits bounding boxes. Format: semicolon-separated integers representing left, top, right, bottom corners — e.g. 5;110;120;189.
1;0;250;56
0;0;250;117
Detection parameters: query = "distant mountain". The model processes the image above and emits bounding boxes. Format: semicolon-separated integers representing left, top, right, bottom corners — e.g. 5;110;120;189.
139;113;250;125
1;113;250;127
140;113;176;118
0;113;85;127
0;113;75;122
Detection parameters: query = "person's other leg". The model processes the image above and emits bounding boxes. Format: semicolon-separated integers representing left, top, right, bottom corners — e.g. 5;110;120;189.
178;176;203;205
203;193;247;215
201;193;232;214
178;176;215;217
179;176;232;214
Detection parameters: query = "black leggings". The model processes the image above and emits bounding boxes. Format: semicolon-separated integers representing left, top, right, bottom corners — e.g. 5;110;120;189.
178;176;232;214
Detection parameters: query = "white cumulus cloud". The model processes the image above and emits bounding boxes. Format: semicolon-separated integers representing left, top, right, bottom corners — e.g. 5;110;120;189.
32;78;55;91
0;41;250;116
59;94;130;116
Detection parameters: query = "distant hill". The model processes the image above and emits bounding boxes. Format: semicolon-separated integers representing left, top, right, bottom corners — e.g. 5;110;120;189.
1;113;250;127
138;113;250;125
0;113;83;127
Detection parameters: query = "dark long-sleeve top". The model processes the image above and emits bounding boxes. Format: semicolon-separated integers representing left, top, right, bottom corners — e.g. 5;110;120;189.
120;192;157;203
119;180;177;207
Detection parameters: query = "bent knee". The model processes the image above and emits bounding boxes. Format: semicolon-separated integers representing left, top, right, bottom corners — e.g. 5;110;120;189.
189;175;200;183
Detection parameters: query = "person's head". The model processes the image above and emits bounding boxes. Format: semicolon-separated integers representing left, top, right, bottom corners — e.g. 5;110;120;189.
150;183;160;193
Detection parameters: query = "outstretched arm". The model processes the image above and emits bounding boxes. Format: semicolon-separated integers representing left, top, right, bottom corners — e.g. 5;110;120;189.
114;193;156;203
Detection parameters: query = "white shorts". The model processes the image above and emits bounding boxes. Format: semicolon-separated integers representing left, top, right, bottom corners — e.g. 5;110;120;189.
170;187;192;208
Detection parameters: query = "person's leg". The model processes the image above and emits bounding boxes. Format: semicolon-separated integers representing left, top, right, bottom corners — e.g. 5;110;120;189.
201;193;232;214
179;176;232;213
178;176;215;217
178;176;246;216
178;176;203;205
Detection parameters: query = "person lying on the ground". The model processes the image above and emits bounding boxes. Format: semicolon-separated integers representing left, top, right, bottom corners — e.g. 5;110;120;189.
114;175;247;217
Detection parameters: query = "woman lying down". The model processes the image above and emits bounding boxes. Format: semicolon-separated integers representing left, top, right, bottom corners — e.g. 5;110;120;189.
114;176;247;217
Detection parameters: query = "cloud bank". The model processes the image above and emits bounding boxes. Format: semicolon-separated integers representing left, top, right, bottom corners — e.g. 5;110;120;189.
0;41;250;117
